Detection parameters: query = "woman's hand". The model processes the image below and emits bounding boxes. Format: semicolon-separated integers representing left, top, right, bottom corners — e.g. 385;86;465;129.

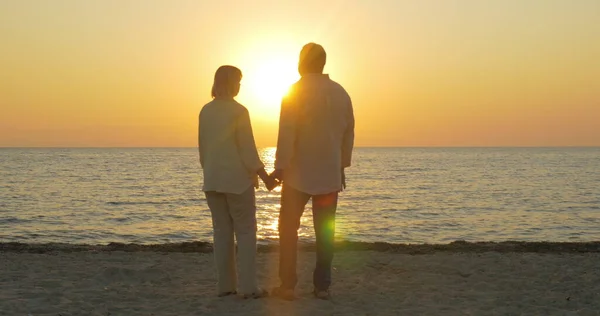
257;168;280;191
264;175;280;191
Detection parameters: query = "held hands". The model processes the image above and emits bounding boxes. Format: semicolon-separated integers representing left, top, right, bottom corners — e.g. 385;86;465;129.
270;169;283;182
263;174;280;191
265;169;284;191
257;168;281;191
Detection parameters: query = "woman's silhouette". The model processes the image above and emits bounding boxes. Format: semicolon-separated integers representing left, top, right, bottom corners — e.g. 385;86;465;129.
198;65;275;298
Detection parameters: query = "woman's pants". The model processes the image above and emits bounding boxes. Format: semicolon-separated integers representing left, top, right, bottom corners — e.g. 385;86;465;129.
205;186;258;295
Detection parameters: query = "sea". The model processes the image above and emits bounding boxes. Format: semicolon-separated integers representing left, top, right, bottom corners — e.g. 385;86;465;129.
1;147;599;245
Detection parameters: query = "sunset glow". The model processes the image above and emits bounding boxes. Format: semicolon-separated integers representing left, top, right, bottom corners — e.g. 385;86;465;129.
1;1;599;147
241;53;299;119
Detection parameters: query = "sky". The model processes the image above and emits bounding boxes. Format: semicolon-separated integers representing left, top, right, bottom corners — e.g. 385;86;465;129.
1;0;599;147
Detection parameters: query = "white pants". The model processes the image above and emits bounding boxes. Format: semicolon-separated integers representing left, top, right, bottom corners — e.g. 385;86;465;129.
205;186;258;295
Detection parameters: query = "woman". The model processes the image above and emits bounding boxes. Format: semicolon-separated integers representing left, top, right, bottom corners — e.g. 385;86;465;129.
198;65;275;298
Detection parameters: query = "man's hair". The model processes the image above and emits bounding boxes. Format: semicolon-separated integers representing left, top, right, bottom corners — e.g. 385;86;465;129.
298;43;326;76
211;65;242;98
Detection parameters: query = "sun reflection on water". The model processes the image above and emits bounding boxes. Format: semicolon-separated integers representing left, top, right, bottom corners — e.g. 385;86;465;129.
5;148;600;245
255;147;313;241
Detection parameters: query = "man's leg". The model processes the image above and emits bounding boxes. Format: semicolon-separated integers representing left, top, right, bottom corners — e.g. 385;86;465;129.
312;191;338;292
205;191;237;294
278;184;311;290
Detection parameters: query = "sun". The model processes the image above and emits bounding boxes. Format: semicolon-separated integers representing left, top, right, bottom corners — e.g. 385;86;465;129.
240;55;299;118
232;37;303;120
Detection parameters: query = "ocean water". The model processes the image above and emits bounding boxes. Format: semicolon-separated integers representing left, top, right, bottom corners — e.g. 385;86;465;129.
1;147;599;245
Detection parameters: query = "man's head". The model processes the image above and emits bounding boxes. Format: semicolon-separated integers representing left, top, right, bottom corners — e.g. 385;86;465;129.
298;43;326;76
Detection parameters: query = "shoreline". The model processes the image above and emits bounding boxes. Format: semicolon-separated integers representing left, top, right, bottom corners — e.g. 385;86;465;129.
2;240;600;254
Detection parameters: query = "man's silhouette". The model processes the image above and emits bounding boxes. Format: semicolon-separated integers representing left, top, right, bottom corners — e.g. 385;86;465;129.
271;43;355;300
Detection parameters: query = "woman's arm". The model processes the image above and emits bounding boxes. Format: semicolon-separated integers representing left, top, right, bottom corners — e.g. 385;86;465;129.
235;108;279;190
235;108;265;173
198;114;203;168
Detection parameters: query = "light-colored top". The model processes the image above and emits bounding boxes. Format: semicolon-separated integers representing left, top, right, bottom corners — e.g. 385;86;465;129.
275;73;355;195
198;99;264;194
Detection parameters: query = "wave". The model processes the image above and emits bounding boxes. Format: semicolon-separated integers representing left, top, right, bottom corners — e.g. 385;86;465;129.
2;240;599;254
106;198;204;206
0;217;31;224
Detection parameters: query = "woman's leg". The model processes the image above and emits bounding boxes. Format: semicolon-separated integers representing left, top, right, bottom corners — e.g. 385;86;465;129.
226;186;258;295
205;191;237;294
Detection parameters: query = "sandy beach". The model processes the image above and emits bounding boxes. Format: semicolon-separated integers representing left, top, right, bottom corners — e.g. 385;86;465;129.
2;242;600;316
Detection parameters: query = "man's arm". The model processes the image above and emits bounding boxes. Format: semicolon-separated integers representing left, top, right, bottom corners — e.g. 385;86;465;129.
341;97;355;169
273;91;298;180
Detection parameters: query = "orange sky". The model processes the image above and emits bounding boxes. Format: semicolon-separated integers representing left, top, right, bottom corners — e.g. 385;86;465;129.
1;0;599;147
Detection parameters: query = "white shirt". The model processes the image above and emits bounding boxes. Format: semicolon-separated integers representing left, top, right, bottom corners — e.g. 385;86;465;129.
199;98;264;194
275;74;355;195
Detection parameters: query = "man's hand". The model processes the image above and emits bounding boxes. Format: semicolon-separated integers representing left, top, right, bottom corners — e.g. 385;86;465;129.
341;169;346;191
258;168;280;191
271;169;284;182
264;174;280;191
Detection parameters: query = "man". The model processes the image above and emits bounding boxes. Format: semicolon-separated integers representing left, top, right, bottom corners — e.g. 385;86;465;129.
271;43;355;300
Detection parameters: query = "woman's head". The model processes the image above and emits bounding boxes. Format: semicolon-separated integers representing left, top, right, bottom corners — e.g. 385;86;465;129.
298;43;326;76
211;65;242;98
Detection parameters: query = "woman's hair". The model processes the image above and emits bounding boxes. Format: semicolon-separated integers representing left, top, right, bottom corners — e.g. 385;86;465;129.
298;43;326;76
211;65;242;98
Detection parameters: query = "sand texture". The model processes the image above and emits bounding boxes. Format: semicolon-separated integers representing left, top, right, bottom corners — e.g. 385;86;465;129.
1;242;600;315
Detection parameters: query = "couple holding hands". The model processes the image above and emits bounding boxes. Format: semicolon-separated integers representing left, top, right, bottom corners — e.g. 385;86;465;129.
198;43;354;300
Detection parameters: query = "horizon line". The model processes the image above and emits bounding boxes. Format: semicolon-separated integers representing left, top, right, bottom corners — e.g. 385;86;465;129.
1;146;599;149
